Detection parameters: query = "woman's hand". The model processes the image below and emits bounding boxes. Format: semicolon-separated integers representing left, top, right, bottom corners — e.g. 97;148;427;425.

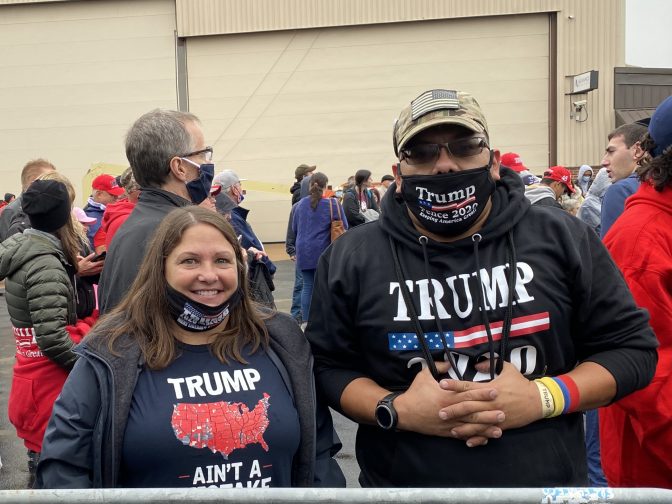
77;253;104;277
247;247;268;262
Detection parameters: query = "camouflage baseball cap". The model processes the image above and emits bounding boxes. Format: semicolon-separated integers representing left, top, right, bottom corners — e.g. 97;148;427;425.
393;89;489;156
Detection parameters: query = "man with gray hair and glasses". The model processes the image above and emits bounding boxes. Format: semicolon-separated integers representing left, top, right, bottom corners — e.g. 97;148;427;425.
98;109;216;313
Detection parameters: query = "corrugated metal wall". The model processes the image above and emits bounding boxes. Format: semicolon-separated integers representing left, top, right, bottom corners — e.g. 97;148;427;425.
615;67;672;109
556;0;625;167
175;0;625;168
0;0;72;4
175;0;559;37
186;14;550;241
0;0;178;199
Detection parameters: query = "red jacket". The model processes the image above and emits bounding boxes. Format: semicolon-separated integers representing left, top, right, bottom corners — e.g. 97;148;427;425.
9;313;97;451
94;199;136;249
601;182;672;488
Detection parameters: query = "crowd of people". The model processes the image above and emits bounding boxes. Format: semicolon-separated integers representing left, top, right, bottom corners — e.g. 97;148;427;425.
0;89;670;491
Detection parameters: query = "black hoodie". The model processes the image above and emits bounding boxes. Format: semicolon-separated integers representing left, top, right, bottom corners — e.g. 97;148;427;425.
306;168;657;487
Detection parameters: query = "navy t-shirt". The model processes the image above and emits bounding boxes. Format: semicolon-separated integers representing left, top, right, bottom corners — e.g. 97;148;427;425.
119;343;300;488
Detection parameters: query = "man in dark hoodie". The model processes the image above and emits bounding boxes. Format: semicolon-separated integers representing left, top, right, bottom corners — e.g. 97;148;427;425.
306;89;657;487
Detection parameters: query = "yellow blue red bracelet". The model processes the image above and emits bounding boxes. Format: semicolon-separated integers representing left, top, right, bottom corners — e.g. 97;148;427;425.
537;375;581;416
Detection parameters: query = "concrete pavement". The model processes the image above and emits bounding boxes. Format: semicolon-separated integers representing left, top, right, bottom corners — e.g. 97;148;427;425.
0;258;361;489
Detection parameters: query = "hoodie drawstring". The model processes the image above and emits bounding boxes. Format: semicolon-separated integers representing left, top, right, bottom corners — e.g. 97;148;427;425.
472;231;518;379
388;229;518;383
471;234;497;380
388;235;463;381
418;235;464;381
497;230;518;374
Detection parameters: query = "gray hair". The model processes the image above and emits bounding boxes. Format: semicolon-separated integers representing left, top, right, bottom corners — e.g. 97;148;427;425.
125;109;200;188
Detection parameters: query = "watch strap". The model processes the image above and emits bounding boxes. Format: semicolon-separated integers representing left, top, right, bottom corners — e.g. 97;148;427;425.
375;391;402;430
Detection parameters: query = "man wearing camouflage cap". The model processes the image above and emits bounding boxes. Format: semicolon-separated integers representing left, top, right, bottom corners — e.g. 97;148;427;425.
307;89;656;486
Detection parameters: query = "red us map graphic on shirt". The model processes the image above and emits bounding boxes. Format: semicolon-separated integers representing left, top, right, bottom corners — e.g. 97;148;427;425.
171;393;271;458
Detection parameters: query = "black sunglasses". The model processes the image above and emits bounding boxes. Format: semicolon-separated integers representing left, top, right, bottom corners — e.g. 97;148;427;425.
400;137;488;165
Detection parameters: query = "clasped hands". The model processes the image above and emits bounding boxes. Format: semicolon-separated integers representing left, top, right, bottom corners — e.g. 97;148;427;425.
394;360;543;448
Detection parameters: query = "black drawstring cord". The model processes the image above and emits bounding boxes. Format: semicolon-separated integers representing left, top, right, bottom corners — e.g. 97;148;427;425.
496;230;518;374
388;235;441;380
418;235;463;381
471;233;497;381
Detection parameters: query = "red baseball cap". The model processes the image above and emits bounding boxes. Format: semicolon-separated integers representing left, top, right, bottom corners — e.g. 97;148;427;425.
544;166;575;194
500;152;527;173
209;184;222;197
92;174;125;196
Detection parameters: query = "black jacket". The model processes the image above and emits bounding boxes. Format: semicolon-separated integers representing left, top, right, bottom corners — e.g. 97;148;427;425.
534;197;563;209
290;181;302;205
342;187;379;228
36;312;345;488
97;188;191;314
307;169;657;487
0;195;29;242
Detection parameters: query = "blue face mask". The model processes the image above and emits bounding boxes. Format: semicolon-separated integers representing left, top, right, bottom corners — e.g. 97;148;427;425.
181;158;214;204
581;175;591;181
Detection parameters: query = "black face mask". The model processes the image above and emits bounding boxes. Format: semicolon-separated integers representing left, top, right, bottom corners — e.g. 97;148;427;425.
399;153;496;237
181;159;215;204
166;285;242;332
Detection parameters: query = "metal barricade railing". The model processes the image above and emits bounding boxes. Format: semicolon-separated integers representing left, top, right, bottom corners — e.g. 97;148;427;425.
0;487;671;504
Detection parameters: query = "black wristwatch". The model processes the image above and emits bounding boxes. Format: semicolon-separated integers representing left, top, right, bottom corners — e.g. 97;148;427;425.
375;392;402;430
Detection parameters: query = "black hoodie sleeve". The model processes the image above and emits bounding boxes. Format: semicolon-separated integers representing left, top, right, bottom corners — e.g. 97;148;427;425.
570;224;658;401
306;240;369;411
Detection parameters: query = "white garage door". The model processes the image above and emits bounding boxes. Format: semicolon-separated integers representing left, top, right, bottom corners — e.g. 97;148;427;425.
187;14;549;241
0;0;177;199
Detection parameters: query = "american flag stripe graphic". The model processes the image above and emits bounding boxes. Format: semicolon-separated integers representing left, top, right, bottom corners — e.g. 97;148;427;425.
419;195;477;212
411;90;459;119
388;312;550;351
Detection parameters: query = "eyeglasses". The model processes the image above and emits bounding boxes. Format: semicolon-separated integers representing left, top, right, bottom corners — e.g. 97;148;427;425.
181;146;213;162
400;137;488;165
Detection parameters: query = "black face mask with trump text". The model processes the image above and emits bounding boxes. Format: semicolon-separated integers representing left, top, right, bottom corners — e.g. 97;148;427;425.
165;285;242;332
398;155;496;237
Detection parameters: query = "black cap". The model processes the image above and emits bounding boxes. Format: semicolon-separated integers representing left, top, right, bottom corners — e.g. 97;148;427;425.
3;193;14;203
22;180;71;233
381;174;395;183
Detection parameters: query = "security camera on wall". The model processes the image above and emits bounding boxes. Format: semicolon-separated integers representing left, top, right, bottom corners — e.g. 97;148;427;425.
573;100;587;108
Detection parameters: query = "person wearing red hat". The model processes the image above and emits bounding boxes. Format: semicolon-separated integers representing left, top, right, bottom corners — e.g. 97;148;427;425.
524;165;575;208
83;174;125;249
500;152;527;173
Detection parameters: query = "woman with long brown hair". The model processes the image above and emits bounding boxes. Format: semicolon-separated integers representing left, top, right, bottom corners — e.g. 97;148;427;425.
36;206;344;488
342;169;379;227
38;171;102;320
292;172;347;321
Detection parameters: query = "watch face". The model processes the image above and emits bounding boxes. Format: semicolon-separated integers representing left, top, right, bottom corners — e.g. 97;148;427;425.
376;405;394;429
